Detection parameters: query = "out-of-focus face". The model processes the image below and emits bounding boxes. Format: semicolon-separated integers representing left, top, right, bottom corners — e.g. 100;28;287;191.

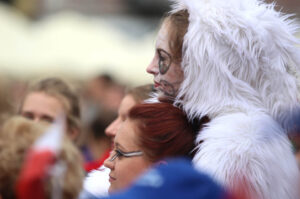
146;21;184;101
104;119;151;193
21;92;64;124
105;95;137;144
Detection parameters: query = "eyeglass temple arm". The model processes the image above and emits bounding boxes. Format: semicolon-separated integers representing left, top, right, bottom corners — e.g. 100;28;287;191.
123;151;143;157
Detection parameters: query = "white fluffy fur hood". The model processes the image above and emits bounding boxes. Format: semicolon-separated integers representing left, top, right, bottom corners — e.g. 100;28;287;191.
172;0;300;130
169;0;300;198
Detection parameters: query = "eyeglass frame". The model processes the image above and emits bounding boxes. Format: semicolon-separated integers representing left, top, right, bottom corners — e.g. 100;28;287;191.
109;149;143;162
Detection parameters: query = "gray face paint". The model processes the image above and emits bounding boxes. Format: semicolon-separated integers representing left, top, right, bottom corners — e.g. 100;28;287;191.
158;49;172;75
159;79;182;98
151;26;184;101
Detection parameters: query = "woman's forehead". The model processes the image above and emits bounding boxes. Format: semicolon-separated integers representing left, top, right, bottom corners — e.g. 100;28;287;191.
115;120;139;150
155;23;170;52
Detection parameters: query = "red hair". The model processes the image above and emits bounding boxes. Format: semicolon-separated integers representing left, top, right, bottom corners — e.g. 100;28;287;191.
128;103;208;162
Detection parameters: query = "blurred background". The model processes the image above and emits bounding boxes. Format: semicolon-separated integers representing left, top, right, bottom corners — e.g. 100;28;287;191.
0;0;171;85
0;0;299;121
0;0;299;171
0;0;299;86
0;0;171;125
0;0;173;165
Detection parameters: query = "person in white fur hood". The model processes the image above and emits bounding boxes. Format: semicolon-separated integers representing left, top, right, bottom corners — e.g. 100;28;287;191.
146;0;300;198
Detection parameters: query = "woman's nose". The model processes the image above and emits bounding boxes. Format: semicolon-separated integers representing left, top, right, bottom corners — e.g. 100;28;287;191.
146;57;159;75
104;155;114;170
105;118;120;139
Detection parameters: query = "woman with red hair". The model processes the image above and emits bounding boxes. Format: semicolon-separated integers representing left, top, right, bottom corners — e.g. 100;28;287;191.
104;102;209;193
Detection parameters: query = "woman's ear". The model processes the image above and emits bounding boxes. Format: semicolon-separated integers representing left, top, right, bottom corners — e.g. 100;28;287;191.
67;127;80;142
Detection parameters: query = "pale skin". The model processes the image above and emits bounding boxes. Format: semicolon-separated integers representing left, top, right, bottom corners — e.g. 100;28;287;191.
104;119;152;193
104;94;137;145
146;21;184;101
21;92;64;124
20;91;78;141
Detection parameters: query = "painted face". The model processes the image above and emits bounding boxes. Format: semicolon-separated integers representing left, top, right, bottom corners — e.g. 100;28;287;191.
146;22;184;101
104;119;151;193
105;95;137;144
21;92;65;124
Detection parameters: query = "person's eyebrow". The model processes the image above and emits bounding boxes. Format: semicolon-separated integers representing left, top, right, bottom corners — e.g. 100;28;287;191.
40;115;54;123
115;142;127;151
157;48;172;59
21;111;32;115
157;48;169;55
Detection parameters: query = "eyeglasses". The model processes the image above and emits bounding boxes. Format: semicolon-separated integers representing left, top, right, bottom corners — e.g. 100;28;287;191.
109;149;143;162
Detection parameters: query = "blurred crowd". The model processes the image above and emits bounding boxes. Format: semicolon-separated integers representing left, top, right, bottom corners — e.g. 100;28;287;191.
0;0;300;199
0;74;125;166
0;74;127;198
0;71;300;199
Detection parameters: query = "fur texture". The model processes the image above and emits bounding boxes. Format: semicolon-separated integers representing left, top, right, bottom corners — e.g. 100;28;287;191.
193;111;299;199
174;0;300;130
170;0;300;198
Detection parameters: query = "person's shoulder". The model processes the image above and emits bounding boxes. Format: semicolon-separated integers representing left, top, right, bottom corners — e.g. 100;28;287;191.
101;158;230;199
193;111;299;199
200;111;284;140
194;111;291;161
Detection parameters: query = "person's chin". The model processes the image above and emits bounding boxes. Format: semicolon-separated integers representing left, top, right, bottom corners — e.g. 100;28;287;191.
157;91;175;103
108;185;116;193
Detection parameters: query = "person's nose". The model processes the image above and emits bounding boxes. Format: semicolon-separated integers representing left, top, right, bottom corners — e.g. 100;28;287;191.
104;154;115;170
105;118;121;139
33;117;40;123
146;56;159;75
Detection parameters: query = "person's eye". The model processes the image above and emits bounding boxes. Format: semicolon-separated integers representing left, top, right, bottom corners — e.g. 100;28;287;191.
157;50;171;74
115;149;124;159
159;58;170;74
21;112;34;120
159;54;166;61
41;116;54;124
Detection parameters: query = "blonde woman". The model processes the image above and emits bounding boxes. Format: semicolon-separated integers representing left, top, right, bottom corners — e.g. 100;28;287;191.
0;116;84;199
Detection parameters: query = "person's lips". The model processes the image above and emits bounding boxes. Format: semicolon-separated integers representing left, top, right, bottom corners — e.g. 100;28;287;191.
109;175;116;182
154;81;161;88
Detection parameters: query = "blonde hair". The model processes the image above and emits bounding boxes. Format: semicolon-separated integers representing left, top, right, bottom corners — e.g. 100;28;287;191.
163;9;189;63
20;77;81;139
0;116;84;199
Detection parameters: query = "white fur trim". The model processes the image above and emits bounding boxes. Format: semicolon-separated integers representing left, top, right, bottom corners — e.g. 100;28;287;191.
144;92;160;103
193;112;300;199
166;0;300;198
